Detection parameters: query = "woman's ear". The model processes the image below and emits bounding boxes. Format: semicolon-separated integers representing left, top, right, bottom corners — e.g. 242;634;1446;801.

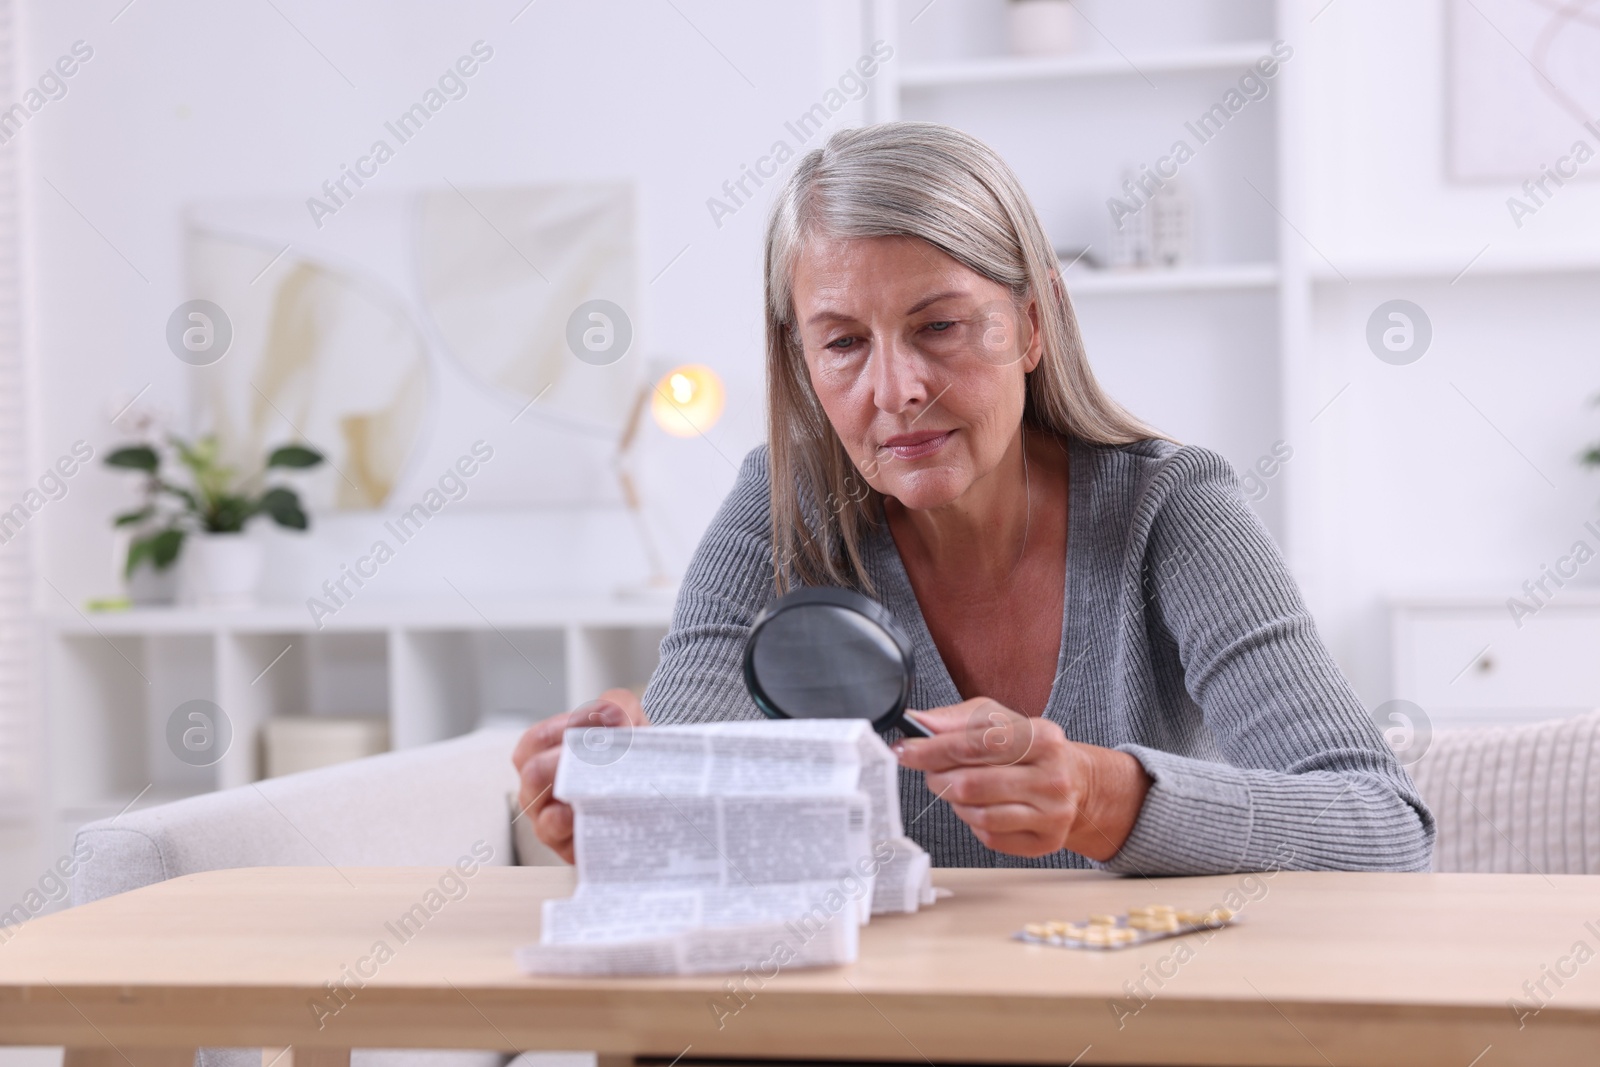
1020;293;1045;374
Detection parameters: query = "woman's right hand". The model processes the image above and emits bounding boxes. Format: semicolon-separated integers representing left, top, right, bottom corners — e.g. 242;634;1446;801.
511;687;650;864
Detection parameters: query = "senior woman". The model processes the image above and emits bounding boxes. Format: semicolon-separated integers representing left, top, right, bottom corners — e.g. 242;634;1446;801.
514;121;1434;876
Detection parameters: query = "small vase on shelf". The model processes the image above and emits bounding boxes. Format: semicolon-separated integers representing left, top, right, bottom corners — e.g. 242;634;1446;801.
1007;0;1079;58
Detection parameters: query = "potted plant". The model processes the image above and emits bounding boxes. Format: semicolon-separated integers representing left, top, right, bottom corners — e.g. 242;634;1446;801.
1584;396;1600;475
106;433;324;608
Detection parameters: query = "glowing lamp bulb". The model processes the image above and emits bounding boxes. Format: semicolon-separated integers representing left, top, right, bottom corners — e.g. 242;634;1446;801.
650;363;724;438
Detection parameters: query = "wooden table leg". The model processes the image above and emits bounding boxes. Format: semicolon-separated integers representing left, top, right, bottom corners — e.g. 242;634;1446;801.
65;1050;197;1067
263;1049;351;1067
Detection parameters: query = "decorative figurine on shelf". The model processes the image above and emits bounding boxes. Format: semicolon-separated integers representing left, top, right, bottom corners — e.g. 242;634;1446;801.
1149;178;1195;268
1106;169;1194;270
1107;167;1153;269
104;429;324;608
1006;0;1079;58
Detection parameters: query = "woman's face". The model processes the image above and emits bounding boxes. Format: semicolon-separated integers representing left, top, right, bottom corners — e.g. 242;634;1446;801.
789;234;1042;512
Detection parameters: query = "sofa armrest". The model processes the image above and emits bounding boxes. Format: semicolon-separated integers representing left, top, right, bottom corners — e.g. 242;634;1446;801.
73;727;525;906
1408;709;1600;874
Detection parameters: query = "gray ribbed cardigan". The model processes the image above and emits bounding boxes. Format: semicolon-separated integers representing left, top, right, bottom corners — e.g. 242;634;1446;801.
640;436;1435;875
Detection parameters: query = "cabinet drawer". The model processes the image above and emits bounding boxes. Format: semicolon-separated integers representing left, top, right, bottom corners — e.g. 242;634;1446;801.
1392;605;1600;723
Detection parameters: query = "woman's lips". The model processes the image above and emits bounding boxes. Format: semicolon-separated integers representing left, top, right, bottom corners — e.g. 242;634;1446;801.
883;429;953;460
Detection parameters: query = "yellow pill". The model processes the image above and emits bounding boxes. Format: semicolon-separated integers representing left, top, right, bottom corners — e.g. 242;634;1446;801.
1024;923;1049;939
1089;913;1117;925
1210;908;1235;923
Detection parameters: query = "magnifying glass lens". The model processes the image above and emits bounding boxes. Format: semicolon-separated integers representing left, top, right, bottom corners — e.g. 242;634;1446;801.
742;587;929;737
750;606;903;719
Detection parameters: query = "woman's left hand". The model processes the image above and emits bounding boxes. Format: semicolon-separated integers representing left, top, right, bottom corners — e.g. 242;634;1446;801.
892;698;1153;861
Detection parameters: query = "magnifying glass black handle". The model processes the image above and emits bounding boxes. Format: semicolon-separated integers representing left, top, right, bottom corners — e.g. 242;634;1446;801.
897;711;934;739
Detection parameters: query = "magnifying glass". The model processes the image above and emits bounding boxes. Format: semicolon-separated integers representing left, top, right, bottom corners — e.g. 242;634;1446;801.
742;586;933;739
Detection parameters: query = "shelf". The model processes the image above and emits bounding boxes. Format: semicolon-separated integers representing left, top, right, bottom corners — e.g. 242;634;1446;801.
1392;589;1600;611
48;594;675;636
1307;252;1600;283
899;41;1276;90
46;597;672;805
1061;262;1278;295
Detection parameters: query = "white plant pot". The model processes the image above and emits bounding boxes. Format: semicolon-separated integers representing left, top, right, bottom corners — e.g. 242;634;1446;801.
127;563;179;607
1008;0;1078;58
184;533;264;609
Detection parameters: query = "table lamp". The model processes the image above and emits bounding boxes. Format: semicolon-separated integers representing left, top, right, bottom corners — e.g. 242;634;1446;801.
615;361;725;598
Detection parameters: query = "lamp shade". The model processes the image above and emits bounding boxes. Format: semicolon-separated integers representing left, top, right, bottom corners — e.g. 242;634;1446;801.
650;363;725;438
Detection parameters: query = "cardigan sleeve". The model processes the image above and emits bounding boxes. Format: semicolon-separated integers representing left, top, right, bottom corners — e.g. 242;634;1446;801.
638;444;773;726
1097;445;1436;875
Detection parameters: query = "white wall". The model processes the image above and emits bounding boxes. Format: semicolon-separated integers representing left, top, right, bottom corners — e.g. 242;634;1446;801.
3;0;874;925
20;0;872;610
1289;0;1600;701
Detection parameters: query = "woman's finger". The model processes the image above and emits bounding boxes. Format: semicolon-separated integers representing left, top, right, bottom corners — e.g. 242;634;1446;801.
535;800;574;851
897;712;1043;772
514;696;648;777
518;744;564;815
970;828;1056;859
901;701;983;734
595;686;649;725
925;764;1057;807
518;697;642;764
948;800;1043;836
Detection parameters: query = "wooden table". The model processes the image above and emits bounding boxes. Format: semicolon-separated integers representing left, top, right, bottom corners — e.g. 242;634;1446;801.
1;866;1597;1067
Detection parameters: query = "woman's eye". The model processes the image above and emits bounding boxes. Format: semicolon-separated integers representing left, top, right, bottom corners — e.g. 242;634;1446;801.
825;336;857;351
925;321;954;333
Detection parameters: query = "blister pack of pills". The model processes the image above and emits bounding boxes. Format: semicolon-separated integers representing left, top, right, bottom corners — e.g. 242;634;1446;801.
1014;904;1236;951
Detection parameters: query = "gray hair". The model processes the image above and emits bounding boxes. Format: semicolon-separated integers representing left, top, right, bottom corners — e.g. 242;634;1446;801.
762;120;1164;595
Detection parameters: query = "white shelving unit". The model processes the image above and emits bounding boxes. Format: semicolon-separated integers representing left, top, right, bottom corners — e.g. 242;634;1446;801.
43;597;671;847
863;0;1600;720
867;0;1291;538
1062;261;1279;295
897;40;1277;88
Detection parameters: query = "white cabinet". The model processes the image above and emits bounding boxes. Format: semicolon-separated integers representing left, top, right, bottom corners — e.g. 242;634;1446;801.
1390;595;1600;728
44;598;671;843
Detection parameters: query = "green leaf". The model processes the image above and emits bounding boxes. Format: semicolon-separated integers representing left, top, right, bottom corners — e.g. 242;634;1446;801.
206;495;255;534
266;444;325;469
156;480;199;513
105;446;159;473
1582;446;1600;468
171;434;218;472
113;506;154;527
124;536;152;579
258;487;309;530
148;528;185;569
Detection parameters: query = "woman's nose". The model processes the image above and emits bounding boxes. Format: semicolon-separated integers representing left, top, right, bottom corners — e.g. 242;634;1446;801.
868;334;928;415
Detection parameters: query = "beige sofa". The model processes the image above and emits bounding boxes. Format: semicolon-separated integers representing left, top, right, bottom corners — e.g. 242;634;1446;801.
70;727;555;1067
